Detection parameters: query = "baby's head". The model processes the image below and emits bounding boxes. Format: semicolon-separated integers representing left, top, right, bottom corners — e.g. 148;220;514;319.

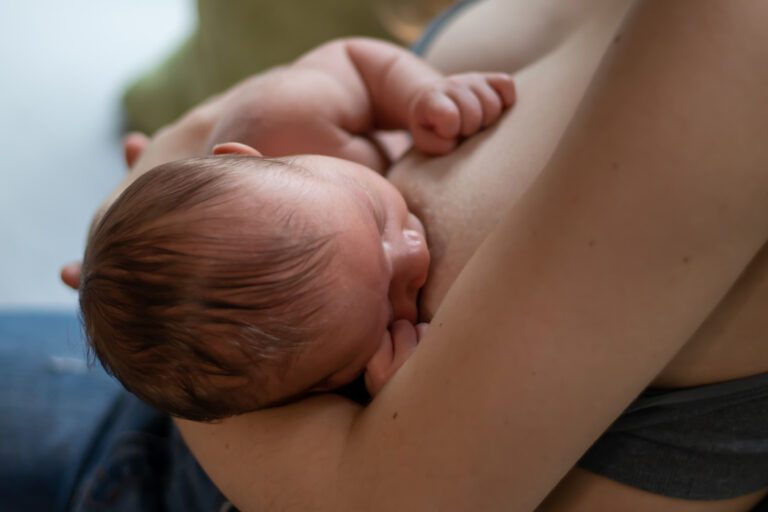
80;147;429;421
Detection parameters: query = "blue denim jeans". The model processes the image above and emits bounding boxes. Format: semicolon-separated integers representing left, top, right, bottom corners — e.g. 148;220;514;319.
0;311;230;512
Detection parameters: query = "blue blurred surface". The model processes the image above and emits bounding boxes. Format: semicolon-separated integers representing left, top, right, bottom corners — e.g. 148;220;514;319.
0;311;229;512
0;310;120;511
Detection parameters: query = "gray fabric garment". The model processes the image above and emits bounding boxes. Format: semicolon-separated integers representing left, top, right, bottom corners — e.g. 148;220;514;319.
578;372;768;502
411;0;482;55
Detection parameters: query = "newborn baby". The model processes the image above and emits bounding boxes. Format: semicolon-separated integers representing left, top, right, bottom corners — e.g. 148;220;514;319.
80;38;514;421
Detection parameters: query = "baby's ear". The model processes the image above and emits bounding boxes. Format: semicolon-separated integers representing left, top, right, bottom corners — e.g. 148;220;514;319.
211;142;263;157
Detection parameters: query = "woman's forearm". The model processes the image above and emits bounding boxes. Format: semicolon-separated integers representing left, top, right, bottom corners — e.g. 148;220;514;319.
348;3;768;509
181;2;768;510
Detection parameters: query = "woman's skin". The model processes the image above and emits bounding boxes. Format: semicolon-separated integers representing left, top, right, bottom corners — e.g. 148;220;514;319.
392;2;768;510
72;0;768;510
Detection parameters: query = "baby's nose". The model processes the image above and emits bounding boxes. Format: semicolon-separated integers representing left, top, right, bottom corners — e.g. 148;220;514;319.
388;230;430;322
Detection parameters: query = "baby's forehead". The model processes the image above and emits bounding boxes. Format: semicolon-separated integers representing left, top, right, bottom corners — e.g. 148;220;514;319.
215;158;316;198
207;155;313;181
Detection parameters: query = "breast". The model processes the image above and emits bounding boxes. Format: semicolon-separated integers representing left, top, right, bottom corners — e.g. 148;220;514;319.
392;0;768;385
388;120;544;320
388;10;624;318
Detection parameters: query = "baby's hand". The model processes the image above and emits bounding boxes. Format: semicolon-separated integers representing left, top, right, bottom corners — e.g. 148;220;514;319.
365;320;429;396
409;73;516;155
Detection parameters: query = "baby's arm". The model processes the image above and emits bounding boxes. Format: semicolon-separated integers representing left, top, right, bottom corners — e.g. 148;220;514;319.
295;38;516;156
365;320;429;396
206;38;515;170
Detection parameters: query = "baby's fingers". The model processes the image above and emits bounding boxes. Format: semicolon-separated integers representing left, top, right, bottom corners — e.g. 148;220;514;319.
411;91;461;155
412;91;461;139
464;73;515;129
411;122;458;156
485;73;516;108
390;319;419;369
364;330;394;396
415;322;429;341
364;320;420;396
445;84;484;137
469;81;504;128
409;73;515;155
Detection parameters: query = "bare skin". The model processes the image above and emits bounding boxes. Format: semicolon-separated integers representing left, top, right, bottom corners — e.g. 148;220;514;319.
390;1;768;510
169;1;768;511
85;37;514;229
75;38;514;406
404;0;768;394
67;1;768;510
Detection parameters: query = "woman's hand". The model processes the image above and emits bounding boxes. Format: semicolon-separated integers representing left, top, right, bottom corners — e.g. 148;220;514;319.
59;132;150;291
122;132;150;171
365;320;429;396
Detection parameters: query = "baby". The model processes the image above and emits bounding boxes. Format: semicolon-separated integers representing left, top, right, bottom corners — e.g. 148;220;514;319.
80;38;515;421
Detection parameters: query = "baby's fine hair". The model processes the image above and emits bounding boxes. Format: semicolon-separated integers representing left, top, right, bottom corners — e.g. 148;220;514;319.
80;156;336;421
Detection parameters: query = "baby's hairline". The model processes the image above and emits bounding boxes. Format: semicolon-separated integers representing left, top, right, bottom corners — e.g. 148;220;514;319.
80;155;349;421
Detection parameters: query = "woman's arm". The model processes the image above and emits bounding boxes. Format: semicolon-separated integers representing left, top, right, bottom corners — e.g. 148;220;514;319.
180;1;768;510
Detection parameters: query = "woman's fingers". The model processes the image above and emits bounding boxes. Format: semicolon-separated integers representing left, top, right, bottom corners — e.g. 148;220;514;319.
65;135;145;292
60;261;82;290
122;132;149;169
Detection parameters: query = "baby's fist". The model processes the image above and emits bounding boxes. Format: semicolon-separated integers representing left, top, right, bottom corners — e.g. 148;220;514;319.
409;73;515;155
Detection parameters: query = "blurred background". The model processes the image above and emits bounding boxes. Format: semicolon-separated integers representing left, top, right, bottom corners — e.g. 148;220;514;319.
0;0;193;310
0;4;448;510
0;0;449;311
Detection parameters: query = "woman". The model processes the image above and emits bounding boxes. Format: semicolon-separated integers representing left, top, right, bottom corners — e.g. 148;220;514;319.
62;0;768;510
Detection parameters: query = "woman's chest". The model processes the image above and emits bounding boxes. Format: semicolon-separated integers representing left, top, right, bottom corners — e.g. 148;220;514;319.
655;243;768;387
389;16;622;317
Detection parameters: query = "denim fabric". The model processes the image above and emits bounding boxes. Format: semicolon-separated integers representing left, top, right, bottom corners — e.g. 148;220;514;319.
68;394;231;512
0;311;121;512
3;307;767;510
0;311;230;512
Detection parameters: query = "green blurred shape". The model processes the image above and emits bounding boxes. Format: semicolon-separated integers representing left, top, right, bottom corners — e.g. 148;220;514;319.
123;0;392;134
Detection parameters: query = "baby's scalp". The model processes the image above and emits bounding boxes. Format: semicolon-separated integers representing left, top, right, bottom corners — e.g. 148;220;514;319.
80;156;339;421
